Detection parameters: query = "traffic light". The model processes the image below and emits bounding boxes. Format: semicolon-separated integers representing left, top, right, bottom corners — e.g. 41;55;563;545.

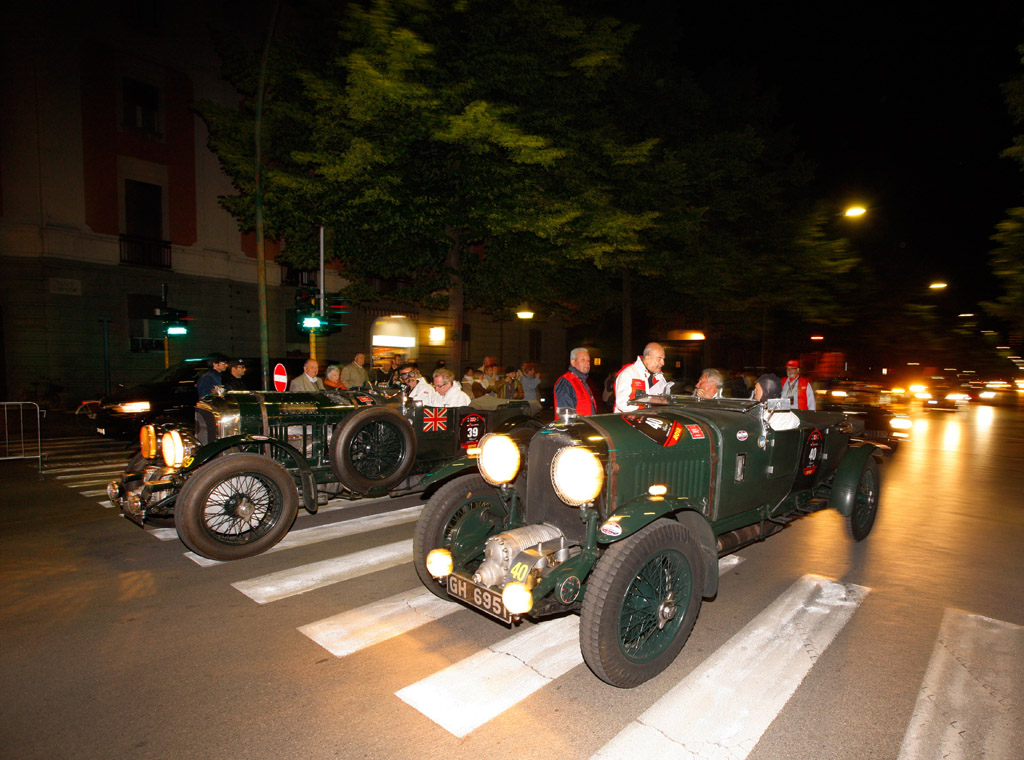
294;291;348;335
154;305;189;336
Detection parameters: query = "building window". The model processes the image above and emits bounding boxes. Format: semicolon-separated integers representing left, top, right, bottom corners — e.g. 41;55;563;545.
121;179;170;267
126;293;164;352
280;265;318;287
122;78;160;134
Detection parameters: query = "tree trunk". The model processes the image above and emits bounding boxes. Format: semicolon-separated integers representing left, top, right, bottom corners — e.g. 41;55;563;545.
446;231;463;373
621;269;633;365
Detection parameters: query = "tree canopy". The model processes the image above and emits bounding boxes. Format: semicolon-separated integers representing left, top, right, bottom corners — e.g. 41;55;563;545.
198;0;857;354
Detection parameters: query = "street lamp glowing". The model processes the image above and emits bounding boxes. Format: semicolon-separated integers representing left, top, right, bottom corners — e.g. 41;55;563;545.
928;282;947;290
810;335;824;341
844;206;866;217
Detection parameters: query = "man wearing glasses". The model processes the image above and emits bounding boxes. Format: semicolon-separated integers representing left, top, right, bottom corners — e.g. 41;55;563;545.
428;367;471;408
397;363;434;403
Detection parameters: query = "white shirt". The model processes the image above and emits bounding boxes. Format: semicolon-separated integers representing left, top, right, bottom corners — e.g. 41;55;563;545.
781;375;816;410
614;356;668;413
407;377;434;403
428;381;472;408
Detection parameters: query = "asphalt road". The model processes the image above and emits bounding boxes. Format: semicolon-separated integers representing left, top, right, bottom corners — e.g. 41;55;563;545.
1;404;1022;759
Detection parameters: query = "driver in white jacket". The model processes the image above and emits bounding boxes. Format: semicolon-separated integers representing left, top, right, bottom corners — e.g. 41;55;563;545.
614;342;669;413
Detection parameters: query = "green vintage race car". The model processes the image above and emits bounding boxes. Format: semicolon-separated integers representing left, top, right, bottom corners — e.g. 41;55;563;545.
414;395;881;687
108;387;537;561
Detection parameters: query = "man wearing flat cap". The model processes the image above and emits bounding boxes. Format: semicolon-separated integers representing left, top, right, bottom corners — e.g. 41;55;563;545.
222;359;248;391
780;359;815;410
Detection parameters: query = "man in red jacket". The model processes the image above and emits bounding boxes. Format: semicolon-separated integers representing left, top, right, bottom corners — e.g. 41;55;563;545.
781;359;816;409
554;347;597;415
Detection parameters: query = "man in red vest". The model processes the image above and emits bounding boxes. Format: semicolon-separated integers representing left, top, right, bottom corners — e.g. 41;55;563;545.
554;347;597;415
781;359;816;409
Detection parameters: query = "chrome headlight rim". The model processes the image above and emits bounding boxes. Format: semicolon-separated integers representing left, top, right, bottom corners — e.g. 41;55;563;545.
160;428;196;468
550;445;604;507
477;433;521;486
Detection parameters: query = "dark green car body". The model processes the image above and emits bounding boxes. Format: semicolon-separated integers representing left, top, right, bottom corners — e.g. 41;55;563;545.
110;387;536;561
414;396;881;687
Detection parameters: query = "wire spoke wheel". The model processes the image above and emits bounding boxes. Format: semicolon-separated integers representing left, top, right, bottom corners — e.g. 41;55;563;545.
331;407;416;492
349;421;405;480
618;549;691;662
413;475;509;600
175;453;298;561
847;457;880;541
581;520;704;688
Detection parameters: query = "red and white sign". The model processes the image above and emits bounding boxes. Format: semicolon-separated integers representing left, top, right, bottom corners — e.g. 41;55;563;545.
685;424;705;440
273;363;288;392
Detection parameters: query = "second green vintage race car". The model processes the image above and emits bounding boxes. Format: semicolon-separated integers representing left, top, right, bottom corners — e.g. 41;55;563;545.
415;395;881;687
108;386;537;561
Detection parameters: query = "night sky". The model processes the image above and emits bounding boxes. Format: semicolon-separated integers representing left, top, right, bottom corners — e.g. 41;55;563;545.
627;0;1024;313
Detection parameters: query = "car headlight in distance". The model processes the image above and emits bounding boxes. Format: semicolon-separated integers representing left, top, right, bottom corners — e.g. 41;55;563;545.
889;416;912;430
477;433;521;486
551;446;604;507
139;424;159;459
113;401;151;414
161;430;186;468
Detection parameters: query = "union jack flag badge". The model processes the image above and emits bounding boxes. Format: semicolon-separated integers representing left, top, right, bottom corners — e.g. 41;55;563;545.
423;407;448;432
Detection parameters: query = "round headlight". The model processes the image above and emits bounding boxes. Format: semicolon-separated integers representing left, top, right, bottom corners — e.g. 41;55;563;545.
425;549;454;579
551;446;604;507
161;430;185;468
889;416;912;430
502;582;534;615
477;434;521;486
139;424;158;459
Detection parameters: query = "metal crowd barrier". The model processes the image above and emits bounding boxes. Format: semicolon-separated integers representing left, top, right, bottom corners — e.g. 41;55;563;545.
1;402;43;473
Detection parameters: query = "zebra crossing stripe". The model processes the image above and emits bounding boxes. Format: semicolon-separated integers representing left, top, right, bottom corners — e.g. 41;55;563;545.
394;555;748;738
897;608;1023;760
146;526;179;541
231;540;412;604
299;587;458;657
592;574;868;760
396;615;583;738
184;505;425;566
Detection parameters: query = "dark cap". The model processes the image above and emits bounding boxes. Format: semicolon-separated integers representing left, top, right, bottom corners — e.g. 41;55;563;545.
505;365;517;375
228;358;246;368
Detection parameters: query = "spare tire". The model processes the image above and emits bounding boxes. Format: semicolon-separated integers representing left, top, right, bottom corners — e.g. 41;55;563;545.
330;406;417;492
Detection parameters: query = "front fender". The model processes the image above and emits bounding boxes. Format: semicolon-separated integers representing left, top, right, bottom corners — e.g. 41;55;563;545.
831;442;882;517
597;495;719;598
418;454;477;491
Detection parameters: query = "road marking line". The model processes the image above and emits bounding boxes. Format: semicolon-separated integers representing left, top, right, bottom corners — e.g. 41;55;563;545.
897;608;1023;760
98;500;115;509
46;462;129;474
146;527;179;541
231;540;411;603
184;505;424;566
300;587;459;657
592;574;868;760
396;615;582;738
52;469;124;480
394;555;749;738
81;489;108;497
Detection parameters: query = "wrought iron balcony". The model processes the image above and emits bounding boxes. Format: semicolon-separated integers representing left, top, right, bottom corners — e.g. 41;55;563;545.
120;235;171;268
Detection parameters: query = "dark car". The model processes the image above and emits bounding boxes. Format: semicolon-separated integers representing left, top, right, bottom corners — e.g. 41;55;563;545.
93;357;315;440
415;394;882;687
108;387;539;560
820;381;911;451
